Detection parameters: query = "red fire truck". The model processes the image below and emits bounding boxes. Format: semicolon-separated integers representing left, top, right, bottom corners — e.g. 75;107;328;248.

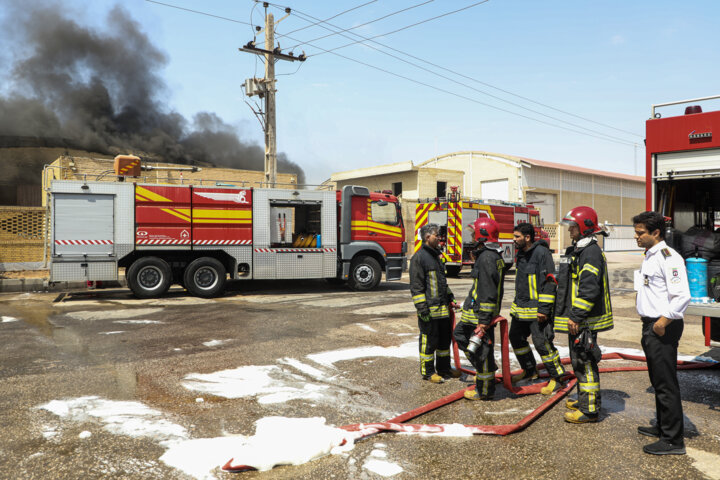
645;95;720;347
48;160;407;298
414;187;548;275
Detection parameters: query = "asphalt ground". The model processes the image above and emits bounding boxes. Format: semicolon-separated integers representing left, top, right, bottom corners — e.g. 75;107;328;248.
0;259;719;480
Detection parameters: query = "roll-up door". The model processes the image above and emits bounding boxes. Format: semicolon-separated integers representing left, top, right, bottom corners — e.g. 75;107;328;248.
54;193;114;256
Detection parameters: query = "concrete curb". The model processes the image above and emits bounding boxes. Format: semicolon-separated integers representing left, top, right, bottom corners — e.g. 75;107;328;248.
0;278;126;293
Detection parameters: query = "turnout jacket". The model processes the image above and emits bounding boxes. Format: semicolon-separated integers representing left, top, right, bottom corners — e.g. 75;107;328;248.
460;246;505;325
554;237;613;333
410;244;454;319
510;240;557;321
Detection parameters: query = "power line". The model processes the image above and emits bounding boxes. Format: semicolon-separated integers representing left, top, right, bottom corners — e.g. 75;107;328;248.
147;0;639;147
145;0;253;26
311;1;491;56
280;5;640;143
280;0;436;51
282;0;379;36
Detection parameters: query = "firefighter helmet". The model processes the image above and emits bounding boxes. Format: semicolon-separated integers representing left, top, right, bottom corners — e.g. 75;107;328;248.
561;206;601;237
473;217;500;243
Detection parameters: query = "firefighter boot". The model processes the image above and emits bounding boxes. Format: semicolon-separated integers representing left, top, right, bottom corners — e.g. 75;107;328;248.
463;387;493;401
439;369;462;379
423;373;445;384
540;377;565;395
564;410;598;424
565;399;579;410
511;369;538;384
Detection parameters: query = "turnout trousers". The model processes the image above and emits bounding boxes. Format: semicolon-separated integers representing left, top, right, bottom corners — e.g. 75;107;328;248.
453;322;497;396
641;318;684;446
509;316;565;379
418;316;452;376
568;331;601;416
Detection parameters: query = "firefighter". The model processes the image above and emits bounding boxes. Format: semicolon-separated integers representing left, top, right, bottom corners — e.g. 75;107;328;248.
410;223;460;383
556;206;613;423
509;223;565;395
633;211;690;455
453;217;505;400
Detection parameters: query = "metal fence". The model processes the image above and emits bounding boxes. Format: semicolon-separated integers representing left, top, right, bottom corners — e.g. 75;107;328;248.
603;225;643;252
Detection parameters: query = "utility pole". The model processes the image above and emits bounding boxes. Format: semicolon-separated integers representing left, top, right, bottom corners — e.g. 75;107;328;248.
239;3;305;188
264;13;276;188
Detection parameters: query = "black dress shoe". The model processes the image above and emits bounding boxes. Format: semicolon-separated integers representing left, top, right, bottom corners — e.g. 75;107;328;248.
637;425;660;437
643;440;686;455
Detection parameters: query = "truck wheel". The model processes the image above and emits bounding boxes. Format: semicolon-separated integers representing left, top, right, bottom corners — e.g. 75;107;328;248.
184;257;226;298
127;257;172;298
445;265;462;277
349;256;381;291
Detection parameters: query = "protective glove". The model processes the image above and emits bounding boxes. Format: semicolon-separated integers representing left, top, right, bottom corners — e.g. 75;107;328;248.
418;311;431;322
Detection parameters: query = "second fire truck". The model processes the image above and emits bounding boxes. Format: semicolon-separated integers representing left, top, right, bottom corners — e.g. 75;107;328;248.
414;187;548;275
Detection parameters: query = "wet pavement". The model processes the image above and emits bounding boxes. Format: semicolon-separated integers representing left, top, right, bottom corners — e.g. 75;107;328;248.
0;262;719;479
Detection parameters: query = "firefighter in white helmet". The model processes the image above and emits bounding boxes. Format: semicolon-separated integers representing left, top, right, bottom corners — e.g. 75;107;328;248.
453;217;505;400
556;206;613;423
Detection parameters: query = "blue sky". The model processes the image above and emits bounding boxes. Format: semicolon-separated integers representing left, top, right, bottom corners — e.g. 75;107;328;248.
7;0;720;184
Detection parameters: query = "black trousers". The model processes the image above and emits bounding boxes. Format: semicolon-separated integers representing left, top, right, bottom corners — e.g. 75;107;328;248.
641;317;684;446
453;322;497;396
509;316;565;379
418;316;452;376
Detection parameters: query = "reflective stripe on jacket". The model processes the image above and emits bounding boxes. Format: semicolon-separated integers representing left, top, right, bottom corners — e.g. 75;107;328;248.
554;239;613;333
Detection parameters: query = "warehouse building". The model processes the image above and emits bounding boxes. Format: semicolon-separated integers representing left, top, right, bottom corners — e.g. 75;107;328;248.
329;151;645;251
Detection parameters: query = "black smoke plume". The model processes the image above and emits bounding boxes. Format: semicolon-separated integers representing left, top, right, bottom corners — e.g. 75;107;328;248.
0;1;305;183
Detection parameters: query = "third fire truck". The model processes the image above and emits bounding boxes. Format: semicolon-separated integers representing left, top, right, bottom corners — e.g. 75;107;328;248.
414;187;548;275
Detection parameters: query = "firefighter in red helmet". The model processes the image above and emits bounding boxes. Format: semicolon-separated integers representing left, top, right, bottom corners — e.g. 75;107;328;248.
556;206;613;423
453;217;505;400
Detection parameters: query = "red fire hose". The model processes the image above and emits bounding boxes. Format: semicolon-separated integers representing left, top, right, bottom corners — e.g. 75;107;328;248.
223;310;718;473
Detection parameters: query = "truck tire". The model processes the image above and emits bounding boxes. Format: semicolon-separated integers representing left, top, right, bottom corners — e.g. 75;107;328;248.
445;265;462;277
349;256;381;291
184;257;226;298
127;257;172;299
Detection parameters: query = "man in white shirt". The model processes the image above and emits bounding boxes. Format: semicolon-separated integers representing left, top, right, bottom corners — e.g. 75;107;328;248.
633;211;691;456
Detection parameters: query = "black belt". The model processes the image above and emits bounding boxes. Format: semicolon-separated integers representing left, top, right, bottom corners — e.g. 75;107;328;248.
641;316;683;323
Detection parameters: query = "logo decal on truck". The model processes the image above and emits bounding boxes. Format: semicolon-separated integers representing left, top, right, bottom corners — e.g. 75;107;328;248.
195;190;249;204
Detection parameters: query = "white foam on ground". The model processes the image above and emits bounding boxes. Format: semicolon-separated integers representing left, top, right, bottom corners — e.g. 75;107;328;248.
181;365;329;404
41;425;58;439
79;430;92;439
220;417;354;472
114;320;165;325
278;357;332;381
39;396;187;441
363;459;403;477
160;436;245;479
1;315;18;323
100;331;125;335
369;449;387;458
355;323;378;332
687;447;720;480
307;342;417;368
65;308;162;321
202;339;230;348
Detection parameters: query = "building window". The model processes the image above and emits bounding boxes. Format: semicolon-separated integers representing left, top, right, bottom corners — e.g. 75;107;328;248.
392;182;402;196
437;181;447;198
